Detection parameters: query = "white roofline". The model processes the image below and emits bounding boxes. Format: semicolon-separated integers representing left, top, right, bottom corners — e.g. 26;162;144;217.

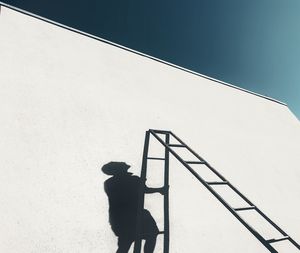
0;2;286;106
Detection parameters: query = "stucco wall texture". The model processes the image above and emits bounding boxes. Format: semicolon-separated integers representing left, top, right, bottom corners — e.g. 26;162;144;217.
0;6;299;253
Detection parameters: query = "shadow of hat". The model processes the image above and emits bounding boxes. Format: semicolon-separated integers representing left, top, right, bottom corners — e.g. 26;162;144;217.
101;162;131;175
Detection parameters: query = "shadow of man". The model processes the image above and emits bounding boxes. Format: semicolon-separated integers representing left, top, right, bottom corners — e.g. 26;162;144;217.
102;162;163;253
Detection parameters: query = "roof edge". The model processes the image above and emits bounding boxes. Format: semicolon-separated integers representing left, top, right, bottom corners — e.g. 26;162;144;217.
0;2;287;106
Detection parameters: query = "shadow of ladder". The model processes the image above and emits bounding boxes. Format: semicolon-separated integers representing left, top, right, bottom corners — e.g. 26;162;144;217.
133;129;300;253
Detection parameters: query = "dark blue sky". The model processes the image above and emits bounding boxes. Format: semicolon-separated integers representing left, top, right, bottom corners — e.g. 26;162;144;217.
2;0;300;119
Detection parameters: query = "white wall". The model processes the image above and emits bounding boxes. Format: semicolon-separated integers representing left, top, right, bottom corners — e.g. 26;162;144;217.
0;6;299;253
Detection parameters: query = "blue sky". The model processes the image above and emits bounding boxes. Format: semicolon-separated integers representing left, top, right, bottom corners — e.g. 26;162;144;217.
2;0;300;119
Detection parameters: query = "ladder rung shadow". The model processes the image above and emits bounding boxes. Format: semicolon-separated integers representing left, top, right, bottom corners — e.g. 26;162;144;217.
147;157;165;160
206;181;228;185
144;187;167;196
168;144;186;147
267;236;290;244
234;206;256;211
185;161;206;164
150;129;170;134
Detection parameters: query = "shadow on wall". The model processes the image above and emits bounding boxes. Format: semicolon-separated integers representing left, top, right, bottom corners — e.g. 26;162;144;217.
102;162;163;253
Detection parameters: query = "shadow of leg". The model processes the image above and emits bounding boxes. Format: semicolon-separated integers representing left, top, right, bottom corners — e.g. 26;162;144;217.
144;235;157;253
116;237;134;253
